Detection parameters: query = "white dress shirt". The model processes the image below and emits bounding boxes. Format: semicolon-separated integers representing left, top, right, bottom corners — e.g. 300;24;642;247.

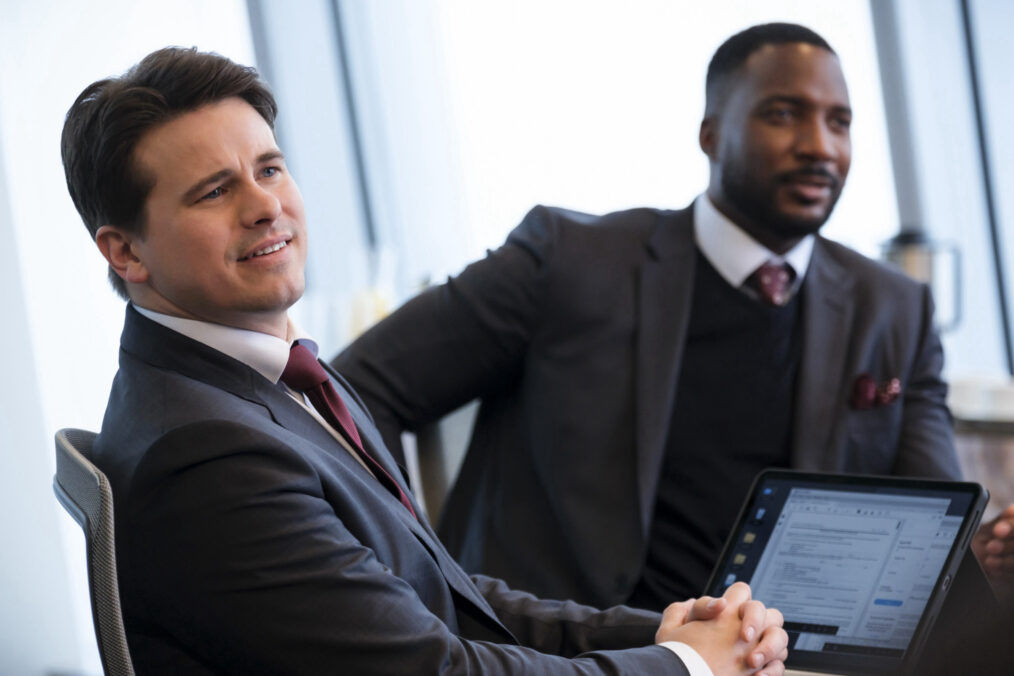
694;193;814;298
132;305;370;472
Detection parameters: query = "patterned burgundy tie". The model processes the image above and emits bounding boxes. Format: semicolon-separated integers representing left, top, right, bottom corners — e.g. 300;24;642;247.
281;343;417;519
749;261;794;306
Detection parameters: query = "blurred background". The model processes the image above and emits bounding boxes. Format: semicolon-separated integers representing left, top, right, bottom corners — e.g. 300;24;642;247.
1;1;1011;672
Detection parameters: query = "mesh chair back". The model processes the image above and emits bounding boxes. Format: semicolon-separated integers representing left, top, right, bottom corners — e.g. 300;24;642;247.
54;428;135;676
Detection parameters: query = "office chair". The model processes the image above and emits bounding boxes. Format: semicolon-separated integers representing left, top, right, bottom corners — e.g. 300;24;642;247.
53;428;135;676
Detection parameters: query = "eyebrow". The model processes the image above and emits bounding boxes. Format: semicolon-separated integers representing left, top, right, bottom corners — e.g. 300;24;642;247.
181;151;286;203
758;95;852;115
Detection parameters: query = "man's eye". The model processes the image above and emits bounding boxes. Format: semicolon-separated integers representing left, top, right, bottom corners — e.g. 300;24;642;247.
201;187;224;201
262;166;279;178
766;108;795;121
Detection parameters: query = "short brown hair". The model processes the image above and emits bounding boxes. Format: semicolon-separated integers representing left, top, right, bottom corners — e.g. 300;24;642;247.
61;47;278;298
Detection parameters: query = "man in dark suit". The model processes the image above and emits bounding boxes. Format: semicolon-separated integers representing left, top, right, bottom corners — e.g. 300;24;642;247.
62;47;789;674
334;22;1014;611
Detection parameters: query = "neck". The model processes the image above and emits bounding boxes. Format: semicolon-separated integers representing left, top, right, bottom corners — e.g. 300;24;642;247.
705;187;801;255
131;298;291;340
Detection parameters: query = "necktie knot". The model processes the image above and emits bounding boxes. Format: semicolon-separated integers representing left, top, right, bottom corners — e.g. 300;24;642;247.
280;342;418;520
281;343;329;392
281;344;362;451
750;261;794;306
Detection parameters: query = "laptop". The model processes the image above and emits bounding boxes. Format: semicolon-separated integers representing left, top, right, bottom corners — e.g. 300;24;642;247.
704;470;989;676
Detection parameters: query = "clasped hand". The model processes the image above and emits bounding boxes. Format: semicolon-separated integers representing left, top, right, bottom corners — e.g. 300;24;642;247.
974;503;1014;599
656;581;788;676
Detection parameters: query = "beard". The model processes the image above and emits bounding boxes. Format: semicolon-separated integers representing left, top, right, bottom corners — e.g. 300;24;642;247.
720;162;843;242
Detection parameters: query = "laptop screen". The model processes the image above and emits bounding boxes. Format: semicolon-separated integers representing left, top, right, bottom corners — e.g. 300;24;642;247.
706;471;987;675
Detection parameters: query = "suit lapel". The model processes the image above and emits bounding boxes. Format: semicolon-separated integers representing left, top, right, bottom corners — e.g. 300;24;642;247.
263;378;509;633
791;239;855;470
635;208;697;536
322;362;420;500
262;373;433;538
321;372;510;636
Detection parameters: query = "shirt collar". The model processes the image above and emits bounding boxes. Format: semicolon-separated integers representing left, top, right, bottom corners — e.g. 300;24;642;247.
693;193;814;288
133;305;314;384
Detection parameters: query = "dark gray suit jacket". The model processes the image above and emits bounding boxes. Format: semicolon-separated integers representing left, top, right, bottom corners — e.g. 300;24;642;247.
92;306;682;674
333;204;962;609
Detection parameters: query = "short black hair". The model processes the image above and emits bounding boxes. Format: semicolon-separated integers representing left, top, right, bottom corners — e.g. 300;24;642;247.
705;23;835;115
61;47;277;299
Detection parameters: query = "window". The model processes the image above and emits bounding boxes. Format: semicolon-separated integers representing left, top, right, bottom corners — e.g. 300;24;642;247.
334;1;899;321
0;2;254;672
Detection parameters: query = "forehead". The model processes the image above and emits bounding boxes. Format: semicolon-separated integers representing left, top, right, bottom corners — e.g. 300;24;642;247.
133;98;277;185
731;42;849;107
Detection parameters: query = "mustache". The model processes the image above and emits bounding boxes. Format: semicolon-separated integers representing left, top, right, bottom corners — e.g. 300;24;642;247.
778;166;840;188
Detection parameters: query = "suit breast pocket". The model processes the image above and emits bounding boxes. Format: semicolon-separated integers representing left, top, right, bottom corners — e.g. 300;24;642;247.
844;405;903;474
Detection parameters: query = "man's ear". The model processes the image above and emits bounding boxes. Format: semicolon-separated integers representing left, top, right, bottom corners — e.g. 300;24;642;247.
699;116;718;159
95;225;149;285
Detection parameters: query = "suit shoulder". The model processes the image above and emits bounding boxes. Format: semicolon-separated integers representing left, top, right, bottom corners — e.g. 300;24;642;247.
95;357;280;485
110;355;268;429
510;204;687;258
817;236;926;296
523;203;676;232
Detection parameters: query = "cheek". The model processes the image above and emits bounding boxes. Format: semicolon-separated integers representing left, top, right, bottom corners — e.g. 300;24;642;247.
837;144;853;176
168;230;230;277
737;143;781;179
738;126;789;169
280;180;306;217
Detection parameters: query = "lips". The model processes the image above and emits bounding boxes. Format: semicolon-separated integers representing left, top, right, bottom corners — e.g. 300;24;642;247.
780;167;839;203
239;237;291;261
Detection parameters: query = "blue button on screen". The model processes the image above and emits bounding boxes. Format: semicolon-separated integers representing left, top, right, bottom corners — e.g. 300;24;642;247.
873;599;903;607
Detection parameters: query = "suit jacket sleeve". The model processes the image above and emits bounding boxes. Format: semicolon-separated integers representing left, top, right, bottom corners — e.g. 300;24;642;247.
472;574;674;655
892;284;961;479
121;419;684;675
332;205;558;463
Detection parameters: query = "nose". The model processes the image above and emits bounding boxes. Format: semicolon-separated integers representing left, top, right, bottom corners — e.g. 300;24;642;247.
795;117;838;162
240;182;282;228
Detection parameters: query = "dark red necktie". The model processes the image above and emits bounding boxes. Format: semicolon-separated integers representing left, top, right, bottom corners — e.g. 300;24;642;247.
281;343;417;519
749;261;794;306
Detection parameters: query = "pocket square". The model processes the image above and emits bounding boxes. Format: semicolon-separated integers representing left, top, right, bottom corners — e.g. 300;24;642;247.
851;374;901;409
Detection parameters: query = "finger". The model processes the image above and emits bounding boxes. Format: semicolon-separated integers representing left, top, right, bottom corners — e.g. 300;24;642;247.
659;599;695;628
985;541;1014;557
981;507;1014;537
992;518;1014;539
722;580;752;606
984;537;1014;556
983;555;1004;573
752;622;789;668
987;554;1014;573
756;659;786;676
737;599;767;642
688;595;727;622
